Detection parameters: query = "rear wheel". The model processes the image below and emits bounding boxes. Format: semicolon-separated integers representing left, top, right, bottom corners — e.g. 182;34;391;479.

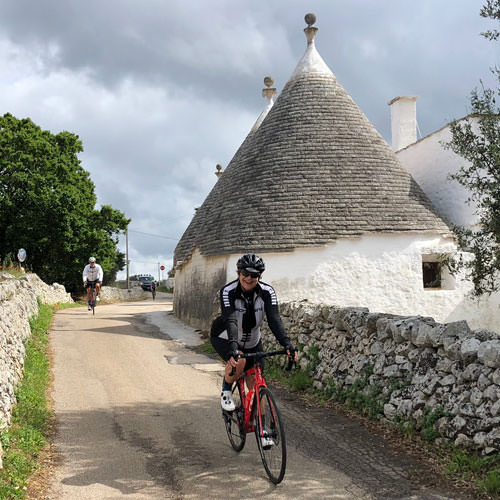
223;382;246;452
255;387;286;484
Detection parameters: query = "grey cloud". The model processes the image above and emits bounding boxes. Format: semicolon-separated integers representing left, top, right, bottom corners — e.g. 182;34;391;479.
0;0;294;109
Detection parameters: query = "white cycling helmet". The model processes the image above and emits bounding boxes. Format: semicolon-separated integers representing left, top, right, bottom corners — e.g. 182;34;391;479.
89;257;96;263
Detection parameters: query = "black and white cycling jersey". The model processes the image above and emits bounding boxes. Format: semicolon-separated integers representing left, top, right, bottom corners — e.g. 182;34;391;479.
212;279;290;350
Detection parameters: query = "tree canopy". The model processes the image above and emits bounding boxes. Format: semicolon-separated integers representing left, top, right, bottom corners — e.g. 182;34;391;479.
446;1;500;296
0;113;130;294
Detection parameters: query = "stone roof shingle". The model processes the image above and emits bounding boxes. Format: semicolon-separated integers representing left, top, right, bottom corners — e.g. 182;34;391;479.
174;21;450;264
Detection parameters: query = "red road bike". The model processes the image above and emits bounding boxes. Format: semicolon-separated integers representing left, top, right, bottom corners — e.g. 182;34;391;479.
222;349;293;484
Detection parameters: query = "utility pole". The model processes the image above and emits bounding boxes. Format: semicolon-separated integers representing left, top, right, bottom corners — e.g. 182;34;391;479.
157;260;160;282
126;228;130;289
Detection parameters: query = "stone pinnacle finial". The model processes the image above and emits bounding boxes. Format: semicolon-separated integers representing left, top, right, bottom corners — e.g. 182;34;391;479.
264;76;274;88
305;13;316;26
262;76;276;100
304;13;318;45
215;164;223;178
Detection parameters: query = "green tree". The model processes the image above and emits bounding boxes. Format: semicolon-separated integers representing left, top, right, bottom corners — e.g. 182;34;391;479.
0;113;130;294
481;0;500;40
446;1;500;296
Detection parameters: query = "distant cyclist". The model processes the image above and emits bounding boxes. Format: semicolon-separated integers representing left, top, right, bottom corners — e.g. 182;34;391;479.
82;257;103;311
151;280;157;300
210;253;297;412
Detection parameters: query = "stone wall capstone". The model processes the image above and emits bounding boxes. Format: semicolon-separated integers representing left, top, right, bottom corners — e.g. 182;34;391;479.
262;301;500;455
0;272;73;468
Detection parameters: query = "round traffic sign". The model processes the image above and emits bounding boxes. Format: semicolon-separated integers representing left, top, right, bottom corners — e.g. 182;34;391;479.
17;248;27;263
160;265;165;271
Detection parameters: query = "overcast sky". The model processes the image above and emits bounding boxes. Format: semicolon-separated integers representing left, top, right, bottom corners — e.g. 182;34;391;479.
0;0;497;280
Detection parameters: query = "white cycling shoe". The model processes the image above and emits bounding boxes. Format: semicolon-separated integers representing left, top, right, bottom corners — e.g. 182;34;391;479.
261;432;274;449
221;390;235;411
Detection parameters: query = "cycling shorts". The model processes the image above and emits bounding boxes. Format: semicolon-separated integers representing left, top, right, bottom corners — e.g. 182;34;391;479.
85;280;101;288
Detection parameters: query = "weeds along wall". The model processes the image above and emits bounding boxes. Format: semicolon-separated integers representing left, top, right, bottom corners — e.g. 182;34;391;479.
262;301;500;455
0;272;72;467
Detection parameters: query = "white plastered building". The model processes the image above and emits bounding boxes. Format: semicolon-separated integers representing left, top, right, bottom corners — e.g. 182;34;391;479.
173;16;499;333
389;98;499;331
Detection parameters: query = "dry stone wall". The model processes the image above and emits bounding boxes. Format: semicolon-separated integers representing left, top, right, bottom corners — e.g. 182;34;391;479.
262;301;500;455
99;285;145;301
0;272;72;467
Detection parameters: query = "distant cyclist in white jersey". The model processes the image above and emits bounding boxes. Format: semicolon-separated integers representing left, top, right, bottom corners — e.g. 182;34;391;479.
82;257;104;310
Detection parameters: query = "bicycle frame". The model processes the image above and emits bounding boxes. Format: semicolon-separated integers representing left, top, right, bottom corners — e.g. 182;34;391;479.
224;348;291;484
238;365;266;434
87;281;97;313
235;350;285;436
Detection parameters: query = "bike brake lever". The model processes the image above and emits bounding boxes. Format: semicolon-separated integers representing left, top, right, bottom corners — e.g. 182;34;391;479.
229;352;240;377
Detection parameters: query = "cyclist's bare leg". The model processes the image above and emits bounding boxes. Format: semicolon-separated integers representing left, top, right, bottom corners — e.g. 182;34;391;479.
245;370;256;391
86;286;92;303
224;357;245;384
95;282;101;298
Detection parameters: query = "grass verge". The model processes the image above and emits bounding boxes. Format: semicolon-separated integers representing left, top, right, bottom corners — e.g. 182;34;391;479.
0;302;56;499
194;342;217;356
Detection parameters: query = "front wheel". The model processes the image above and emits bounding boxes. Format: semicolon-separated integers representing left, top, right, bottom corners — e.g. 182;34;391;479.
223;382;246;452
255;387;286;484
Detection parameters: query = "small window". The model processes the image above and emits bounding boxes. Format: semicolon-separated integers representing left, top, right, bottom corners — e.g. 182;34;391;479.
421;253;456;290
423;262;441;288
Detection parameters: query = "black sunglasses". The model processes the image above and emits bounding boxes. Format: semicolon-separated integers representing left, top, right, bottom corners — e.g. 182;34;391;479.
240;269;261;278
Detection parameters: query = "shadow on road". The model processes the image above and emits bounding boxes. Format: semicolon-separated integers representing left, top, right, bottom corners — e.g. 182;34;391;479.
54;400;359;499
52;394;474;500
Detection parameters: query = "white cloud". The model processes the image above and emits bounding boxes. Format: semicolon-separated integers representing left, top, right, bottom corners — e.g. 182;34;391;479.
356;39;387;60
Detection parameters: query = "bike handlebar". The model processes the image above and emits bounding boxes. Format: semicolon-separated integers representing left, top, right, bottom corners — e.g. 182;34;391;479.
237;349;287;359
229;349;295;375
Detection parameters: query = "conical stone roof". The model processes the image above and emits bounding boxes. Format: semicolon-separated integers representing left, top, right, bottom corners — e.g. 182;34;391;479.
174;16;450;265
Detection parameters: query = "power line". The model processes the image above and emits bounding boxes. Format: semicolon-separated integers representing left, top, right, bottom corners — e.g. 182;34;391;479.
128;229;179;241
159;214;192;223
129;259;170;265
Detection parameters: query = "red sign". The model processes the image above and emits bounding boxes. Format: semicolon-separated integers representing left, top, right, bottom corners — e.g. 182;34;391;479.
160;265;165;271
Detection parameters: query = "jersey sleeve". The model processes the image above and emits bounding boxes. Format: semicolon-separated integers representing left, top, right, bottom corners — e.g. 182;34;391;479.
263;286;291;347
97;265;104;282
82;266;88;283
220;288;239;351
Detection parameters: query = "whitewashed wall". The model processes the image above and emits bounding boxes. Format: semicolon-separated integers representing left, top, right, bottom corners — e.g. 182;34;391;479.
396;121;479;230
173;247;228;330
225;233;500;333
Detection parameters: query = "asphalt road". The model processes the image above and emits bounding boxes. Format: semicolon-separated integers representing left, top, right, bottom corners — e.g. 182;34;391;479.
47;296;473;499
